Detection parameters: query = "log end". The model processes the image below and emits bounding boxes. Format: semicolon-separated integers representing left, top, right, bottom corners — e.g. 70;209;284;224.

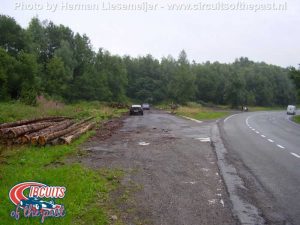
31;136;38;145
22;136;30;144
38;136;47;146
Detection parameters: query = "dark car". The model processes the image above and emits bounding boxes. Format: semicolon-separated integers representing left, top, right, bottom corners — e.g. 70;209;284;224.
20;197;55;210
142;103;150;110
130;105;143;115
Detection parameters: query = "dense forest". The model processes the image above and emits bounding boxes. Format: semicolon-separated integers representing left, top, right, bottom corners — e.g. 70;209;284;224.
0;15;299;107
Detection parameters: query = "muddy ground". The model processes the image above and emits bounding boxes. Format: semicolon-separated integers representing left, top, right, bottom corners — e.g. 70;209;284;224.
81;110;238;225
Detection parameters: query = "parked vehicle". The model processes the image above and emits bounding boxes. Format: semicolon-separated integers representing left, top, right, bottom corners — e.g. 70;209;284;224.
20;197;55;210
142;103;150;110
130;105;143;115
287;105;296;115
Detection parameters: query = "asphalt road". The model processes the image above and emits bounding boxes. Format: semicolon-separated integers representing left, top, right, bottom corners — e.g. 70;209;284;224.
221;111;300;225
82;110;237;225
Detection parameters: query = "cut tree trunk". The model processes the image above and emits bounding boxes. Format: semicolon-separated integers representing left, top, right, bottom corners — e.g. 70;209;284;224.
3;122;53;139
59;122;96;144
0;116;68;129
38;118;94;146
21;120;74;144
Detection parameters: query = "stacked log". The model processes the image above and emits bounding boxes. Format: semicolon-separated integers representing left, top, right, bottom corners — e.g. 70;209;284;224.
59;122;96;144
0;117;67;129
22;120;74;144
0;116;95;146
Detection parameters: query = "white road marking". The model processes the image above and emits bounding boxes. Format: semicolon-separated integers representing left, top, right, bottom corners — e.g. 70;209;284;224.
290;152;300;158
201;168;210;172
224;114;239;123
261;135;266;138
220;199;225;207
255;131;260;134
138;142;150;146
276;144;285;149
245;116;250;126
196;137;211;142
249;126;252;129
182;116;202;123
208;199;217;205
268;139;274;143
183;181;197;184
252;128;255;131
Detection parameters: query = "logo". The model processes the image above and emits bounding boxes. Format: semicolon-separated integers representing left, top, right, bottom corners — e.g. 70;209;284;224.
9;182;66;223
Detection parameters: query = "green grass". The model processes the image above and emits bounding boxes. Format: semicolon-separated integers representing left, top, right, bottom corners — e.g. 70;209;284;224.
0;101;127;224
247;106;284;111
181;111;230;120
174;105;230;121
0;101;127;123
155;102;285;120
293;115;300;124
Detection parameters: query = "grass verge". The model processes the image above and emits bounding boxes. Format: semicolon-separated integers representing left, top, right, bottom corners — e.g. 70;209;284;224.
0;101;127;224
292;115;300;124
175;103;230;121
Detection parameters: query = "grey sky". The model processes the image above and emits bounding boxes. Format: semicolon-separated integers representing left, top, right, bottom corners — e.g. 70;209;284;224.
1;0;299;67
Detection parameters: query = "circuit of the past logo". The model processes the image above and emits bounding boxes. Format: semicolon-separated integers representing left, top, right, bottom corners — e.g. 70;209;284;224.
9;181;66;223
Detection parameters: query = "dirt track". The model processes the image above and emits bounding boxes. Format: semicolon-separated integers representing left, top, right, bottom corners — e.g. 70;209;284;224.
82;110;237;225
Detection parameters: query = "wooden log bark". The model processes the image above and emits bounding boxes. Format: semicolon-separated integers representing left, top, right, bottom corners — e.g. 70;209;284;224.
3;122;53;139
21;120;74;144
38;118;94;146
0;116;68;130
59;122;96;144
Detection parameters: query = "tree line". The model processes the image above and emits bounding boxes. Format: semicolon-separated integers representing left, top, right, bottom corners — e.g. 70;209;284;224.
0;15;298;107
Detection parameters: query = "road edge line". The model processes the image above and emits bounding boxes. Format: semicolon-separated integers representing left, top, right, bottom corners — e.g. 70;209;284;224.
179;115;203;123
224;113;239;123
211;123;265;225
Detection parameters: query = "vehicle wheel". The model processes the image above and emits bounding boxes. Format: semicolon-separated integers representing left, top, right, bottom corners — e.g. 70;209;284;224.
141;112;143;116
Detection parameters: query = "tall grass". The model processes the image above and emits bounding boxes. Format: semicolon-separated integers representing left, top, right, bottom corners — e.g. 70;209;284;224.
0;101;127;123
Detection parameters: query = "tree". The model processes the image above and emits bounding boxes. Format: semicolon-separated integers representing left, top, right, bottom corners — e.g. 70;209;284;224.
168;50;196;103
289;67;300;102
0;15;25;55
224;72;246;108
44;56;71;97
17;52;39;105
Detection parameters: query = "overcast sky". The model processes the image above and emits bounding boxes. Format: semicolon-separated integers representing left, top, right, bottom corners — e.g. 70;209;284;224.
1;0;299;67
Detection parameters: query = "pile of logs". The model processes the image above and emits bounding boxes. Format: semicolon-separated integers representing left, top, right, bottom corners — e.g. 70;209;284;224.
0;117;96;146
